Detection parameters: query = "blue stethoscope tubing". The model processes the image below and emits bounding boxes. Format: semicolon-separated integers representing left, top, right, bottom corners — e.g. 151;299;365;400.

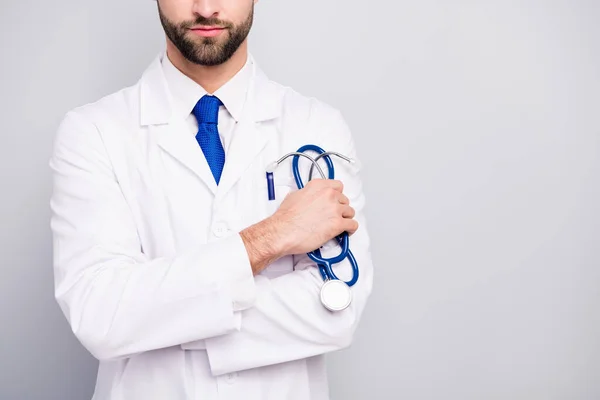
291;144;359;287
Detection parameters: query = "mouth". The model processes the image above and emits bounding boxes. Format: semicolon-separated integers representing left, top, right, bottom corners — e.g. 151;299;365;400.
189;26;227;38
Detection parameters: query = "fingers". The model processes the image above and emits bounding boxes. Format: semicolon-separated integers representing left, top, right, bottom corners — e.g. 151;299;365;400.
338;204;357;235
339;204;355;218
341;218;359;235
328;179;344;193
308;178;344;193
338;193;350;205
306;178;358;235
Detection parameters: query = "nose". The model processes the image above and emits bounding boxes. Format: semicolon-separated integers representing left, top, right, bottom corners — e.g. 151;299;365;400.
192;0;220;19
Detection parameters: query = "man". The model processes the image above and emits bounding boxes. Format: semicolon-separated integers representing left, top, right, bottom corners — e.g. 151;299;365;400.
49;0;374;399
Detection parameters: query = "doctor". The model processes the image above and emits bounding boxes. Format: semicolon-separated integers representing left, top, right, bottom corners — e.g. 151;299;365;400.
49;0;374;399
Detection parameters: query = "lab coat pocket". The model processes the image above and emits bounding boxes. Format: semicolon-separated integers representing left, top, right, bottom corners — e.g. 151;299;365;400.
257;175;296;216
261;254;295;278
267;184;293;214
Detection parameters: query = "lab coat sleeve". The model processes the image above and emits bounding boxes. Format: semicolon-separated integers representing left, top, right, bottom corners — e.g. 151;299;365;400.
203;108;375;376
49;110;257;361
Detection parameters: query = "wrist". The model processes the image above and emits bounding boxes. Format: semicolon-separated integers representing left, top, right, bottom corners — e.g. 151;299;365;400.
240;217;285;275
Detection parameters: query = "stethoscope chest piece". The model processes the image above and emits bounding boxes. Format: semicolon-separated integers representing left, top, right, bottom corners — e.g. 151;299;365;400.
320;279;352;312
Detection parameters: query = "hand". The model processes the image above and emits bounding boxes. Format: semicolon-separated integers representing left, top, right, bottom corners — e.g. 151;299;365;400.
240;179;357;275
271;179;358;256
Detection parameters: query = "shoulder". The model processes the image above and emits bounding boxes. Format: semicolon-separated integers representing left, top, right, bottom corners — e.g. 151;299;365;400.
269;81;354;151
53;75;142;139
51;82;141;166
60;83;139;131
263;78;351;141
274;82;345;124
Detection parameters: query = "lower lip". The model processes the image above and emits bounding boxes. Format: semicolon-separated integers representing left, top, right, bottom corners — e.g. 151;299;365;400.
190;28;225;38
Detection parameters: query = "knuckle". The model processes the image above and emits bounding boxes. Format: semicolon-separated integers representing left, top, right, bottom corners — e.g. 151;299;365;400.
327;188;338;199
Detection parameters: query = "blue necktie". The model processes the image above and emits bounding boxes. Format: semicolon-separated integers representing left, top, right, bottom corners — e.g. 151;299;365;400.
192;95;225;184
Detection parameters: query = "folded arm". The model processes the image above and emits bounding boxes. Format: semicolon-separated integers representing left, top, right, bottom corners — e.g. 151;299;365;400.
50;108;374;372
50;111;258;361
201;109;375;376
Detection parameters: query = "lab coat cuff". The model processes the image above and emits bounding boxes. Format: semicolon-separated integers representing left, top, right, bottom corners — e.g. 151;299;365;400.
223;233;257;312
179;235;255;351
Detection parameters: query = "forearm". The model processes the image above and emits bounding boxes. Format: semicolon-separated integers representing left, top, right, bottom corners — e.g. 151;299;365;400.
50;111;258;361
204;211;374;376
203;108;373;375
54;233;256;361
240;216;285;275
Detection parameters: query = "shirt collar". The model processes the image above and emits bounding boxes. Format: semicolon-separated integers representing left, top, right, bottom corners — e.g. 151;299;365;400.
161;51;252;122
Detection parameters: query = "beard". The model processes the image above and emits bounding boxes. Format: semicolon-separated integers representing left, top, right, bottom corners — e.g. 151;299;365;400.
158;5;253;66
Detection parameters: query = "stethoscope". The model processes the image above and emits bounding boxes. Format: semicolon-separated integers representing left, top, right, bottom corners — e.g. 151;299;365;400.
265;144;359;312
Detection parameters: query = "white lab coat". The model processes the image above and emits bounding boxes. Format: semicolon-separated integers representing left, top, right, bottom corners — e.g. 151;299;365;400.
49;52;374;400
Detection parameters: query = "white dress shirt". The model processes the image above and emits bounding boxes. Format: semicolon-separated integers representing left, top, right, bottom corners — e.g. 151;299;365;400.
161;51;253;155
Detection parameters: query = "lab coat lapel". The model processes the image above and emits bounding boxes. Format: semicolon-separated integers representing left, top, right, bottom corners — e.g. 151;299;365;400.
215;118;267;199
214;59;284;201
154;120;218;195
139;54;218;195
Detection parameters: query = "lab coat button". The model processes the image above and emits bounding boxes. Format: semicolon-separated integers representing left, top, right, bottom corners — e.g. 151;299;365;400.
226;372;237;384
213;223;228;238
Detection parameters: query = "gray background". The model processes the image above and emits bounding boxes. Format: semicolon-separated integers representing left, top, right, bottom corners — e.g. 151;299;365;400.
1;0;599;399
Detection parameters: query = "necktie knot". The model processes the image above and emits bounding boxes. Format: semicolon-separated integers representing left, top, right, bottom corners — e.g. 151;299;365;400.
193;95;222;124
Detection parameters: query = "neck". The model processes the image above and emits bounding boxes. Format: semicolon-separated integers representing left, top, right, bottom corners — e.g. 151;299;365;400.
165;40;248;94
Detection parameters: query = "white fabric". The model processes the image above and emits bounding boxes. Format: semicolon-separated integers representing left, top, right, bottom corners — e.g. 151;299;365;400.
161;52;253;153
49;50;374;400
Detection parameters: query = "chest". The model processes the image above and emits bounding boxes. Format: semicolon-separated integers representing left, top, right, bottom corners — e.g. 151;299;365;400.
114;116;313;275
